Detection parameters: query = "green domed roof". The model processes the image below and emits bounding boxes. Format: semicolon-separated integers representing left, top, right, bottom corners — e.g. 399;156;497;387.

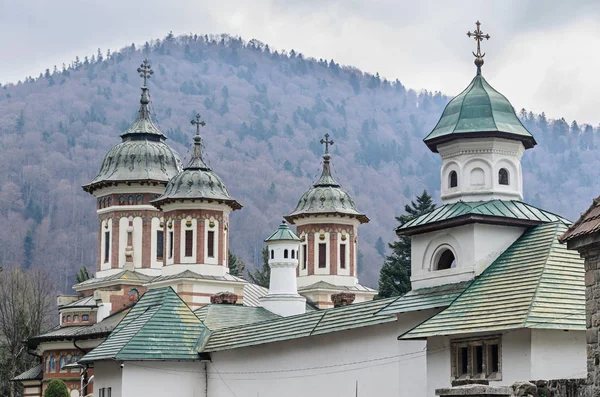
83;84;182;194
285;153;368;224
265;221;301;242
151;128;241;211
424;72;536;153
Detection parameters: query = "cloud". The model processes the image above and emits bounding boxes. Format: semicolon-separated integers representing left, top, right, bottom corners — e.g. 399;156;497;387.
1;0;599;123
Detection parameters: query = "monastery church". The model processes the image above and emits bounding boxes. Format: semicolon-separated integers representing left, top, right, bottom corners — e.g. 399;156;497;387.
16;23;587;397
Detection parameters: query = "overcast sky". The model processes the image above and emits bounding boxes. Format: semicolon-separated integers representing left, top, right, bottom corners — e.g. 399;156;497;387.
1;0;599;124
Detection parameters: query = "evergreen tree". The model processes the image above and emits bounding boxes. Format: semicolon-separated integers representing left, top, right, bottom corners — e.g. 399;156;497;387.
228;250;245;277
247;247;270;288
376;190;436;299
23;231;34;269
76;267;90;283
375;237;385;257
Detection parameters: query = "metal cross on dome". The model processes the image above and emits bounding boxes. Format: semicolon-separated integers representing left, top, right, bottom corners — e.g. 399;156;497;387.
137;59;154;87
320;133;334;154
467;20;490;59
191;113;206;136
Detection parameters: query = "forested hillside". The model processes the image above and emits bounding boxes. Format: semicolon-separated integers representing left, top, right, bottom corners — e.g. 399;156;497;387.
0;33;598;291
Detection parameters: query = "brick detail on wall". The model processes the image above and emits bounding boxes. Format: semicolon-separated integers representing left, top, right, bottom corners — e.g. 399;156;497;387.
330;233;338;276
111;217;119;269
307;233;315;276
141;217;152;268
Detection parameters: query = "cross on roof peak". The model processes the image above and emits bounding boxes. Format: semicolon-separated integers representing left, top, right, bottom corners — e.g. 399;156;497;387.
320;133;334;155
191;113;206;136
137;59;154;87
467;20;491;73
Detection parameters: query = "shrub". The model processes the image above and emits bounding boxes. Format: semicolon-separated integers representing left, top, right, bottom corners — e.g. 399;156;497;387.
45;379;69;397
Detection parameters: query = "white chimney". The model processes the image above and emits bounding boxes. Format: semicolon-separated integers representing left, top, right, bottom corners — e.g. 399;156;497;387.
260;220;306;317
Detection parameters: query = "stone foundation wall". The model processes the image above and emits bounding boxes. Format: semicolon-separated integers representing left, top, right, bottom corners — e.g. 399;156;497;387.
437;379;589;397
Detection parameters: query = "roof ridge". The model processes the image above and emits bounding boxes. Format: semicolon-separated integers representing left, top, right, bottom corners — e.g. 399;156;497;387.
451;76;476;134
522;222;561;328
479;75;498;131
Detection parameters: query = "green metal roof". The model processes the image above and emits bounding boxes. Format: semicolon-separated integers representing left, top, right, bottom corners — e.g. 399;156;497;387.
12;364;42;381
424;73;536;152
297;281;376;293
265;221;301;242
401;222;585;339
201;298;396;352
80;288;206;362
398;200;569;236
285;153;369;224
194;305;280;330
377;281;471;316
73;270;152;291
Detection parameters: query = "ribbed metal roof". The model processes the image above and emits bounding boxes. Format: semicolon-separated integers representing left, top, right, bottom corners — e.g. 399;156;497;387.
80;288;205;363
61;296;97;308
265;221;301;242
194;305;280;330
285;153;368;224
377;281;470;316
401;222;584;339
82;76;182;194
201;298;396;352
297;281;376;293
74;270;152;290
423;73;536;152
12;364;42;381
398;200;569;236
146;270;244;285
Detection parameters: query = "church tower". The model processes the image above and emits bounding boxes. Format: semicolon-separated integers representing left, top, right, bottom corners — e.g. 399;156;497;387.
82;60;182;277
424;22;536;204
148;114;244;308
285;134;376;308
397;22;558;291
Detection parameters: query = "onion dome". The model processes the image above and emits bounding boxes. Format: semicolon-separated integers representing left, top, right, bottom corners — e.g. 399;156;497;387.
83;60;182;194
285;134;368;224
265;221;301;242
151;114;242;211
424;22;536;153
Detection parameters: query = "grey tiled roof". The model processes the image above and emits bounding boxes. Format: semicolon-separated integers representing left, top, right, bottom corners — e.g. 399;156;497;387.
12;364;42;381
74;270;152;289
61;296;97;308
194;305;280;330
298;281;376;293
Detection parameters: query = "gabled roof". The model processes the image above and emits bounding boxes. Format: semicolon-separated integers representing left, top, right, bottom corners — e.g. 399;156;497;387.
194;305;280;330
560;196;600;245
398;200;569;236
74;270;151;291
297;281;376;293
377;281;470;316
80;288;206;362
61;296;97;308
201;298;397;352
423;73;535;152
12;364;42;381
401;222;584;339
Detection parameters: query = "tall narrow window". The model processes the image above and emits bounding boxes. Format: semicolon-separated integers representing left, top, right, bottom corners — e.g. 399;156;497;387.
449;170;458;188
340;244;346;269
284;249;289;259
302;245;307;269
474;345;483;375
168;231;174;259
458;346;468;377
291;250;295;259
104;231;110;262
489;343;499;373
185;230;193;257
498;168;509;185
207;231;215;258
107;388;112;397
271;250;274;259
156;230;164;259
318;243;326;268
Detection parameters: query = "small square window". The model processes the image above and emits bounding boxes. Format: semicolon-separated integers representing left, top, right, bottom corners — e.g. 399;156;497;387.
451;336;501;381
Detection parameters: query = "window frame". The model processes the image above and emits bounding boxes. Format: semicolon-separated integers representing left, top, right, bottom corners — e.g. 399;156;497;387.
156;230;164;260
450;336;502;381
498;168;510;186
449;170;458;188
104;231;110;263
340;243;347;269
184;230;194;257
207;231;215;258
318;243;327;268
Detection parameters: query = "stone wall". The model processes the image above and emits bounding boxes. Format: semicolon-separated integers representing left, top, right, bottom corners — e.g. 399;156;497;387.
580;246;600;397
437;379;589;397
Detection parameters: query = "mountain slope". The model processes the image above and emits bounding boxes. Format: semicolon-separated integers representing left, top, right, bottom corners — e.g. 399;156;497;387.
0;33;597;290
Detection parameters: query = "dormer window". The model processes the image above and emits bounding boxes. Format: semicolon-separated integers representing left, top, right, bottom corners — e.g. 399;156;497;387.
498;168;509;185
449;171;458;188
436;249;456;270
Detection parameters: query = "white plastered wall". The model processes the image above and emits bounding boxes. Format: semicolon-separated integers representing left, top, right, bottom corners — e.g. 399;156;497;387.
150;217;163;269
337;232;351;276
133;216;143;268
94;361;123;397
122;361;206;397
118;217;128;268
411;223;525;289
530;329;586;380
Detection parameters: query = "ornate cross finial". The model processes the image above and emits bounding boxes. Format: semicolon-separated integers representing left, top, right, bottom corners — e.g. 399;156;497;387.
467;21;490;73
191;113;206;136
320;133;334;154
137;59;154;87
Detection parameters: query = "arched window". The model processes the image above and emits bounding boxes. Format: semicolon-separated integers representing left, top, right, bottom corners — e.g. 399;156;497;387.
50;356;56;372
82;314;89;321
436;249;456;270
73;314;79;322
498;168;509;185
449;171;458;188
284;249;289;259
59;356;68;371
71;355;79;364
45;356;51;373
291;250;295;259
66;315;71;322
270;250;274;259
